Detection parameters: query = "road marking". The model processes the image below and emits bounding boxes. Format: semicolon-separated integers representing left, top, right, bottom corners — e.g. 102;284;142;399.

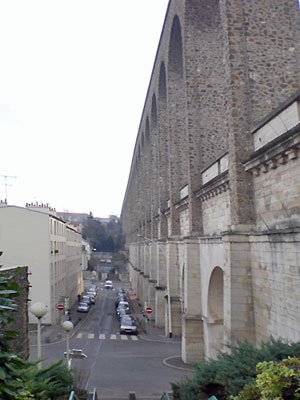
76;332;139;341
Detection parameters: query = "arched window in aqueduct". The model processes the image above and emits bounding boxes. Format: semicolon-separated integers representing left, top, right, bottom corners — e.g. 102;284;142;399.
208;266;224;322
206;266;224;359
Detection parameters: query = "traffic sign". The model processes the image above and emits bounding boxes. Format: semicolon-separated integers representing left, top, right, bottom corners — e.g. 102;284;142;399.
57;304;64;311
145;307;153;314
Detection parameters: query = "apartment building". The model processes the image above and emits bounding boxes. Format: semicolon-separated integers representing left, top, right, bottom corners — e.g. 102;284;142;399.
0;203;83;324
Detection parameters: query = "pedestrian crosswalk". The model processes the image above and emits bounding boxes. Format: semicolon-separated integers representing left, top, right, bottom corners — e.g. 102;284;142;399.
75;332;139;341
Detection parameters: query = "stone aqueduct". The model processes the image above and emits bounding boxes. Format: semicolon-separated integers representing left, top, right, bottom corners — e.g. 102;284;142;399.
121;0;300;363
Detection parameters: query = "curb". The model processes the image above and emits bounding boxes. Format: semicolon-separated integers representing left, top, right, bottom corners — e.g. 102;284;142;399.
139;334;181;344
163;355;194;372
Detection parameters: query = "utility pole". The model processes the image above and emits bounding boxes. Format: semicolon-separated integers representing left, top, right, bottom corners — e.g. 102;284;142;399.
0;175;17;202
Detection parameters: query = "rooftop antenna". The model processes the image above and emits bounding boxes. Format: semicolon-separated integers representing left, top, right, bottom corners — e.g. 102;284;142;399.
0;175;17;202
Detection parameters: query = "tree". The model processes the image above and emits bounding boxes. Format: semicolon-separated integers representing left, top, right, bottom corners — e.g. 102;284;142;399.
82;215;123;252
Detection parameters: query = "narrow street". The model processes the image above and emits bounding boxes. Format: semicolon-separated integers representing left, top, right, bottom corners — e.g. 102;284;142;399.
30;280;193;399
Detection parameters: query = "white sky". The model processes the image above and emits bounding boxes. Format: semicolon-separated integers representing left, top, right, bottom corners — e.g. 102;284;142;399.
0;0;169;218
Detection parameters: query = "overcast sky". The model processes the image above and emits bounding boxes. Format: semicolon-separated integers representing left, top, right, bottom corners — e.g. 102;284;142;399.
0;0;169;218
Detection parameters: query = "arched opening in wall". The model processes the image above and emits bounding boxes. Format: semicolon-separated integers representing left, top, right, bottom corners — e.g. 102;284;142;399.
141;131;145;148
206;266;224;359
151;94;159;238
157;62;169;238
145;117;150;142
159;62;167;103
151;95;157;128
169;15;183;77
167;14;187;200
208;266;224;322
144;117;151;227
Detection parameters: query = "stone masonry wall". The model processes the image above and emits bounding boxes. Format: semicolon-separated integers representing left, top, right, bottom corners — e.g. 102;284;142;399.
202;190;231;236
251;233;300;344
121;0;300;363
253;156;300;231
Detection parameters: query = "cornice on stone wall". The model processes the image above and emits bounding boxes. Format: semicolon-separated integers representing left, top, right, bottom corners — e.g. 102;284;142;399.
244;124;300;176
195;171;230;202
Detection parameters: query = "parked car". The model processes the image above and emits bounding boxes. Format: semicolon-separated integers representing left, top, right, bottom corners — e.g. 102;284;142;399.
120;317;138;335
81;295;92;305
77;302;89;313
120;314;135;323
86;293;95;304
104;280;113;289
118;293;127;300
116;308;131;320
117;303;130;312
89;285;98;293
87;290;97;298
118;300;129;309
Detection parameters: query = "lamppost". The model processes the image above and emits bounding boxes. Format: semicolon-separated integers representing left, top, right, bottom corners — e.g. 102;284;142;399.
62;320;73;369
30;302;47;370
137;234;173;338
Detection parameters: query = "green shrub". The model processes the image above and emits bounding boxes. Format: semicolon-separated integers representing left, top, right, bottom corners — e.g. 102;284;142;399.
22;360;73;399
171;339;300;400
232;357;300;400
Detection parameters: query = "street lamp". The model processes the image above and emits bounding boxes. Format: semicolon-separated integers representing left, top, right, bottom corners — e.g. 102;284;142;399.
137;234;173;338
62;320;73;369
30;302;47;370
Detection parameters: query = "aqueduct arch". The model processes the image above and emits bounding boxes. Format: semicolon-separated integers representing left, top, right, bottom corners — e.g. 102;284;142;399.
206;266;224;359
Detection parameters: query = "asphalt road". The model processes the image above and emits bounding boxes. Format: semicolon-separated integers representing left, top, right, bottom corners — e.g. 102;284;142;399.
30;282;193;399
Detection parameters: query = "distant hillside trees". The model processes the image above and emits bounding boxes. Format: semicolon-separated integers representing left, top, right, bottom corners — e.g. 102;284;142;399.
82;214;123;252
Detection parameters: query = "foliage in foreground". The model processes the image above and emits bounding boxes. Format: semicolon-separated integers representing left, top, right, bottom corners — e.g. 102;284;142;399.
171;339;300;400
21;360;74;399
231;357;300;400
0;261;73;399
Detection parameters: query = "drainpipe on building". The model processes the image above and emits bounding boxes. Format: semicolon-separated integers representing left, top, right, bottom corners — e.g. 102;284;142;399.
166;266;172;338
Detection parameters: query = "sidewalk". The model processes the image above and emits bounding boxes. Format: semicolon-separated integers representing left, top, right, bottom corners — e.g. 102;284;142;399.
30;286;194;372
29;300;90;346
127;289;194;372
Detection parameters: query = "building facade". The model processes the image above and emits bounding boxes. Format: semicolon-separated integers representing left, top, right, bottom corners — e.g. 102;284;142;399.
0;203;83;324
121;0;300;363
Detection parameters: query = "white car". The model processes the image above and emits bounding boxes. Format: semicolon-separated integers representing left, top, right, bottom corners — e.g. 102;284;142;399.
77;302;89;313
120;317;138;335
104;280;113;289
